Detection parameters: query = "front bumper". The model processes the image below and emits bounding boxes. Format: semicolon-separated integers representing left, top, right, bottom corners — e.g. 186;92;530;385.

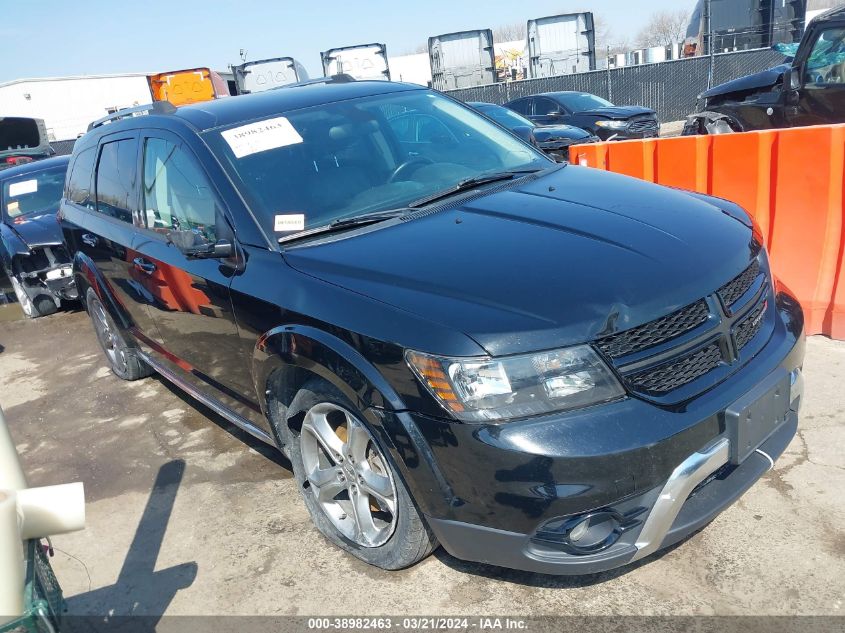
426;406;798;575
393;286;804;575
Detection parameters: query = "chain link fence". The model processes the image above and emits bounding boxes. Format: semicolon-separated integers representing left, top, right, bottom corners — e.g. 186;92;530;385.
444;48;787;123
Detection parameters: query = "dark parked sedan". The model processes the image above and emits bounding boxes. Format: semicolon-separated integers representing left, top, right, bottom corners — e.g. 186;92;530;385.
505;91;659;141
0;156;76;317
61;80;803;575
468;102;598;161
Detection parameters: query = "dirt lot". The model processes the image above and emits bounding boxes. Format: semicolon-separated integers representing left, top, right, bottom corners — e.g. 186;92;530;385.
0;304;843;617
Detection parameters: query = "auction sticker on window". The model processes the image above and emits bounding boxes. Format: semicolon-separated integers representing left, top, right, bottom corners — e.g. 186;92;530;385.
222;117;303;159
274;213;305;232
9;179;37;197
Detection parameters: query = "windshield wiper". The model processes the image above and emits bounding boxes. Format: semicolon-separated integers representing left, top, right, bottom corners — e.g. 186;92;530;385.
278;209;407;245
408;168;545;208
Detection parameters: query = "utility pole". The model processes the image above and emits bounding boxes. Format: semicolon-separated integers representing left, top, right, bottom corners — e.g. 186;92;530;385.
606;45;613;103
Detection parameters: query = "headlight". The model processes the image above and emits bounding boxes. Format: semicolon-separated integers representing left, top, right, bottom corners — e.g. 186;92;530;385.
595;120;628;129
406;346;625;422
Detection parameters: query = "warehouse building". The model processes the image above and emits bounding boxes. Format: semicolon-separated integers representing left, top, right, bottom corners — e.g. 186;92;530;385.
0;74;155;141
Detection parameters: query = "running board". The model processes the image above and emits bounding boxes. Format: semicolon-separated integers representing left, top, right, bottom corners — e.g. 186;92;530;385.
138;351;275;446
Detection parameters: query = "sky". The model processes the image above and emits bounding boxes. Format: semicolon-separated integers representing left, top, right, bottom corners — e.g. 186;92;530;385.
0;0;693;83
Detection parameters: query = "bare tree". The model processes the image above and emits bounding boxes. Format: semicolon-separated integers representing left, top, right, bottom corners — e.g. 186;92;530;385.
636;9;690;48
494;21;527;43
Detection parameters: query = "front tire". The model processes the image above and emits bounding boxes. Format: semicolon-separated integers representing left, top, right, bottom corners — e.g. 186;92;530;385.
281;380;437;570
85;287;151;381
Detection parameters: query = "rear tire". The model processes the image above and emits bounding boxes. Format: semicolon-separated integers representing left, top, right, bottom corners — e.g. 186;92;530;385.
85;287;151;381
278;379;437;570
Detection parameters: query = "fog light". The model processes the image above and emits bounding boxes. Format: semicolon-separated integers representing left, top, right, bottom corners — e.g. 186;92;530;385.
533;506;648;556
568;518;589;542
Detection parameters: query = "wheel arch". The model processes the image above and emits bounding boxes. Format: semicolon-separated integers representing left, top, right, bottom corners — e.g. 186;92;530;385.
253;324;406;424
253;324;454;516
72;251;131;329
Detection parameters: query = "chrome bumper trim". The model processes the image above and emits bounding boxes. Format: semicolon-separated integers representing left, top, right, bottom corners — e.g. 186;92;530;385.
632;437;730;561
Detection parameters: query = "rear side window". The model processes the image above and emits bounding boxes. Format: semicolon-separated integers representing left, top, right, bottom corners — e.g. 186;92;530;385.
95;138;138;224
67;147;96;209
142;137;218;243
508;99;531;115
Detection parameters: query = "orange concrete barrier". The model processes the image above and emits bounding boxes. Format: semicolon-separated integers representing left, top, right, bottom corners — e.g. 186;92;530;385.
571;125;845;339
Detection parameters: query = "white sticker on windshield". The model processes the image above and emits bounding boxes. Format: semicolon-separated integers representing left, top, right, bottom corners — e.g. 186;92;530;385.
274;213;305;232
222;116;303;158
9;179;37;197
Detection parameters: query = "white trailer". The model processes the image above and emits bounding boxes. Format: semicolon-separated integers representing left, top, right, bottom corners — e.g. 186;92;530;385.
322;44;390;81
527;12;596;78
428;29;497;90
232;57;309;94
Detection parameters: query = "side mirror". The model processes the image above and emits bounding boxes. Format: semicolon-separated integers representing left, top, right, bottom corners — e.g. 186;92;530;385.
511;125;535;144
168;228;234;259
185;239;234;260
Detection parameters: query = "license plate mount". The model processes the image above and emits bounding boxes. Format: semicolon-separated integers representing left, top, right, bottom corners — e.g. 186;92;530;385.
725;369;791;465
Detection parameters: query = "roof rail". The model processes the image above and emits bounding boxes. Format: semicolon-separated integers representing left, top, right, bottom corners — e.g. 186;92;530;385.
87;101;177;132
276;74;357;90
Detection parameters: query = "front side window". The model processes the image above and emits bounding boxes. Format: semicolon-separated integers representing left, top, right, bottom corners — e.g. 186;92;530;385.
804;27;845;85
142;137;218;243
67;147;96;209
95;138;138;224
204;89;549;237
2;164;67;220
534;98;560;115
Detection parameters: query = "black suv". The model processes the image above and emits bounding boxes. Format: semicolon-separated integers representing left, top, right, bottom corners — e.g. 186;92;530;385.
684;7;845;134
505;92;659;141
60;81;804;575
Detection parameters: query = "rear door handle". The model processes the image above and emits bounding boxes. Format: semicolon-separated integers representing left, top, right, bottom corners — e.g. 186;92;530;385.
132;257;157;275
81;233;99;248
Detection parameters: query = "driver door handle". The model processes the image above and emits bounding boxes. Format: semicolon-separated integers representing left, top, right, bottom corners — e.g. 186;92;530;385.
132;257;157;275
81;233;99;248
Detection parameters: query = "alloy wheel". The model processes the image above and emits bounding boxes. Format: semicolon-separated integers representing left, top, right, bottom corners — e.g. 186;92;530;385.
300;402;398;547
91;300;128;375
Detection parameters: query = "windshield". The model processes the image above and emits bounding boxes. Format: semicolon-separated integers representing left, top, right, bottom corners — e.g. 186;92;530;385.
2;165;66;221
557;93;614;112
204;89;550;237
474;104;536;130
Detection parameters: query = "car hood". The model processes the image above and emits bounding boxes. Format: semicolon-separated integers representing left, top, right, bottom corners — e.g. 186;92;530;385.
284;166;757;356
4;212;63;249
532;125;593;142
579;105;655;119
701;63;789;99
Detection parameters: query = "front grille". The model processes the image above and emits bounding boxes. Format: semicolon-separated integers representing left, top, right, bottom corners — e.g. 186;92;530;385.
628;118;658;133
718;260;760;308
596;300;709;359
734;300;767;351
627;343;723;395
594;256;770;398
